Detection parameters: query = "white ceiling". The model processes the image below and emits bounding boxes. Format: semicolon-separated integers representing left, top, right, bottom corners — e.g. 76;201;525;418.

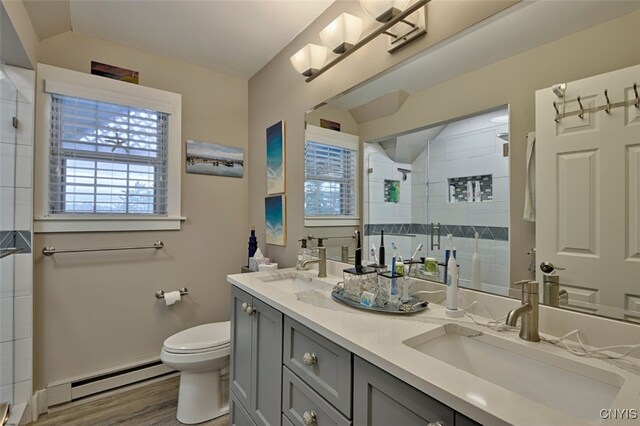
24;0;336;79
330;0;640;110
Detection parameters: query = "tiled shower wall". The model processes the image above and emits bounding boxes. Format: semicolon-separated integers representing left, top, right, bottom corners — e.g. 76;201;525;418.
364;113;510;293
0;65;35;407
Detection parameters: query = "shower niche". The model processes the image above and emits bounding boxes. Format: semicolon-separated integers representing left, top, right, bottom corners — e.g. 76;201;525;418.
448;174;493;203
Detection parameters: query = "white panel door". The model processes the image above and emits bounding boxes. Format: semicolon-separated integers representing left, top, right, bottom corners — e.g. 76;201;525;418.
535;64;640;318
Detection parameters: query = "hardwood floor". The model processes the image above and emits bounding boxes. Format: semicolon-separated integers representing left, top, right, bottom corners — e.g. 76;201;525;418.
33;377;229;426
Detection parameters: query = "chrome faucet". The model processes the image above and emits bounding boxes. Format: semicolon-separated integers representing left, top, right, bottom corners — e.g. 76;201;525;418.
301;246;327;278
540;262;568;307
506;280;540;342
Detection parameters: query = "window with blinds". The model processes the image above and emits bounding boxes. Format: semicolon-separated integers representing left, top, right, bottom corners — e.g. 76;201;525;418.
304;141;356;217
49;94;169;215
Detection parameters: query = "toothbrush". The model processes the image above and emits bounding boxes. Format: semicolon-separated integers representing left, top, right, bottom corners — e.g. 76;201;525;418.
371;243;379;265
407;243;423;277
391;242;403;261
390;256;397;296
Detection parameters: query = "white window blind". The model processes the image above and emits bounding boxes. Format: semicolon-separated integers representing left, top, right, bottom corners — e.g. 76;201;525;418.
49;94;169;215
305;141;356;217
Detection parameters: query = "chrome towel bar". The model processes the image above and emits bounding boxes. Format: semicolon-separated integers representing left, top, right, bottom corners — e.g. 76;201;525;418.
155;287;188;299
42;241;164;256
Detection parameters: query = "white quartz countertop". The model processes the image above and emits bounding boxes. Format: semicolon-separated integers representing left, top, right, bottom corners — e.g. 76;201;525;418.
227;269;640;426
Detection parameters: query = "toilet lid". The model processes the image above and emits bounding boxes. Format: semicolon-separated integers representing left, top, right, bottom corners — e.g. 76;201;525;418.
163;322;230;353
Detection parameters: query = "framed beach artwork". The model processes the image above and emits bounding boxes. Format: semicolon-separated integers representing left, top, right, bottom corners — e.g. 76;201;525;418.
266;121;285;194
186;140;244;178
265;195;286;246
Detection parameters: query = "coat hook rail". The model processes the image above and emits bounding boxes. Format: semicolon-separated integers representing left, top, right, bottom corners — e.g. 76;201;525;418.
552;85;640;123
43;241;164;256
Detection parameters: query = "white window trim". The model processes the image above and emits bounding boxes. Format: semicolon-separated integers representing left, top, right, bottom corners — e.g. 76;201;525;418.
304;124;360;227
34;63;184;233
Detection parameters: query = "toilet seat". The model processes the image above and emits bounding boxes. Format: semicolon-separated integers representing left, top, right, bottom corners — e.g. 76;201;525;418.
163;321;230;354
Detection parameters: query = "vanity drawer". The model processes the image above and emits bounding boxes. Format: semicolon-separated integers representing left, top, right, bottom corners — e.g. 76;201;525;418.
282;366;351;426
283;317;352;416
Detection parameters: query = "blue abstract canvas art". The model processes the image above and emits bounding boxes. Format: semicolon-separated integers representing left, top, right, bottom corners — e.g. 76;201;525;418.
266;121;285;194
265;195;286;246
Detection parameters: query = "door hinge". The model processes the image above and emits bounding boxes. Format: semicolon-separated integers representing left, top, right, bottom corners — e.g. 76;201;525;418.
12;117;18;129
502;143;509;157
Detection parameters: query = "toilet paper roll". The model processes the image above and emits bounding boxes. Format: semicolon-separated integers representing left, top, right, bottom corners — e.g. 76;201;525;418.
164;291;181;306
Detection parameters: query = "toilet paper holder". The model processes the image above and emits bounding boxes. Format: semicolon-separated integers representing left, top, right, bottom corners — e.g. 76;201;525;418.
155;287;189;299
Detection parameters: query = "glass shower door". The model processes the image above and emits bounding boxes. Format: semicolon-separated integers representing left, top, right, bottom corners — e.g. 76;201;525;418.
0;64;19;413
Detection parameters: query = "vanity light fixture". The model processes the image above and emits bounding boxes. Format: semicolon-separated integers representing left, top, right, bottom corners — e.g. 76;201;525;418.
290;43;329;77
359;0;411;23
320;13;364;54
293;0;429;83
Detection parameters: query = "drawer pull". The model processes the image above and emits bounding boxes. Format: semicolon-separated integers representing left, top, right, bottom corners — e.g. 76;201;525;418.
241;302;248;312
303;352;318;366
302;410;317;425
246;304;256;315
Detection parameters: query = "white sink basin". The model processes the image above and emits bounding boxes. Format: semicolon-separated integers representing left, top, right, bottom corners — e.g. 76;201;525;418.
256;272;330;293
404;324;625;424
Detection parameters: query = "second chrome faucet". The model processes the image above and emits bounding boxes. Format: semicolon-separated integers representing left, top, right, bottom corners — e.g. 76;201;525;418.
506;280;540;342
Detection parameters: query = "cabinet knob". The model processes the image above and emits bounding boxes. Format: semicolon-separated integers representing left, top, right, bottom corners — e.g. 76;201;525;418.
241;302;248;312
303;352;318;366
302;410;317;425
427;422;446;426
246;305;256;315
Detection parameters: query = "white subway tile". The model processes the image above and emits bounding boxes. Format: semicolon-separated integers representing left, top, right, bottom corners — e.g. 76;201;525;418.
13;379;31;404
0;341;14;386
0;298;13;343
0;384;11;405
15;144;32;188
0;99;16;145
14;338;31;382
15;101;34;147
13;296;31;340
14;188;32;230
0;187;15;231
0;256;14;299
0;143;16;187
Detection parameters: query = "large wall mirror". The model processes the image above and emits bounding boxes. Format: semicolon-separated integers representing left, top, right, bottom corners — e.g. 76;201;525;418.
302;1;640;324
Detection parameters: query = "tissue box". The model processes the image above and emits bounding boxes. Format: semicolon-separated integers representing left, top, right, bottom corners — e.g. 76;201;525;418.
258;263;278;271
249;256;270;272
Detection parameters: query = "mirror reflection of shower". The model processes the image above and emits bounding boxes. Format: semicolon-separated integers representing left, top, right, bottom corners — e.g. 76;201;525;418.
364;107;510;295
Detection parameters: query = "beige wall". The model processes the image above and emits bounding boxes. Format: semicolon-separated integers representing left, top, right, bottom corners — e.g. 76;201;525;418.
34;32;248;389
249;0;517;268
1;0;38;68
356;9;640;284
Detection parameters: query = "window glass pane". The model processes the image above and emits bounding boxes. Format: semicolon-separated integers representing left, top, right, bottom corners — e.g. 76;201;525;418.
304;141;356;217
50;94;168;215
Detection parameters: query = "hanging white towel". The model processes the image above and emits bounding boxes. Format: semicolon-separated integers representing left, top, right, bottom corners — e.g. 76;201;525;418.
523;132;536;222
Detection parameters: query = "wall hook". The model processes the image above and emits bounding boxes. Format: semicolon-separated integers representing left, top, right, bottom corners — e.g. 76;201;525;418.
604;89;611;114
634;83;639;108
577;96;584;119
553;101;560;123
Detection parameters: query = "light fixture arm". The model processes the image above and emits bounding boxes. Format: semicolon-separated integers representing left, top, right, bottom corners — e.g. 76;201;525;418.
305;0;429;83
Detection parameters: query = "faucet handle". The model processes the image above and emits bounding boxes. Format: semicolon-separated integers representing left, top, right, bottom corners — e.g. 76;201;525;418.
514;280;539;294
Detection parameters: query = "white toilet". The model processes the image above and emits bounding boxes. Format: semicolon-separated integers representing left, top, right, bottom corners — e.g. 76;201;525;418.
160;321;231;424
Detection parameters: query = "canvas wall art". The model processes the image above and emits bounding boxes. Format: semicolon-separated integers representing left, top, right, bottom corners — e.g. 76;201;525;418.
91;61;139;84
186;140;244;177
266;121;285;194
265;195;286;246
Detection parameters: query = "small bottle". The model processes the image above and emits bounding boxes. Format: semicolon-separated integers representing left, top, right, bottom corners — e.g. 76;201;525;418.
466;181;473;202
248;226;257;267
474;180;481;202
296;238;311;270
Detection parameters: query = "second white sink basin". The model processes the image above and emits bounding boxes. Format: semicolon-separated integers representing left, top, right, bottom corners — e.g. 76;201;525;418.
256;272;330;293
404;324;625;424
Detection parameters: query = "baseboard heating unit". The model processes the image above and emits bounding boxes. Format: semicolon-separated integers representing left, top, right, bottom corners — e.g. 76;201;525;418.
46;358;174;407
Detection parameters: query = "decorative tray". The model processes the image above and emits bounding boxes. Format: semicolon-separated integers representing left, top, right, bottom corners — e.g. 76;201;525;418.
331;288;428;314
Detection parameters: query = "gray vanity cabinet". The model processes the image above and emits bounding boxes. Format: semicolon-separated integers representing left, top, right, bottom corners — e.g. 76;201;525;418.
353;356;455;426
231;287;283;426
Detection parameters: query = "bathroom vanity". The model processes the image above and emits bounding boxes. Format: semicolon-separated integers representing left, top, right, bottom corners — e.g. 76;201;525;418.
228;269;640;426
